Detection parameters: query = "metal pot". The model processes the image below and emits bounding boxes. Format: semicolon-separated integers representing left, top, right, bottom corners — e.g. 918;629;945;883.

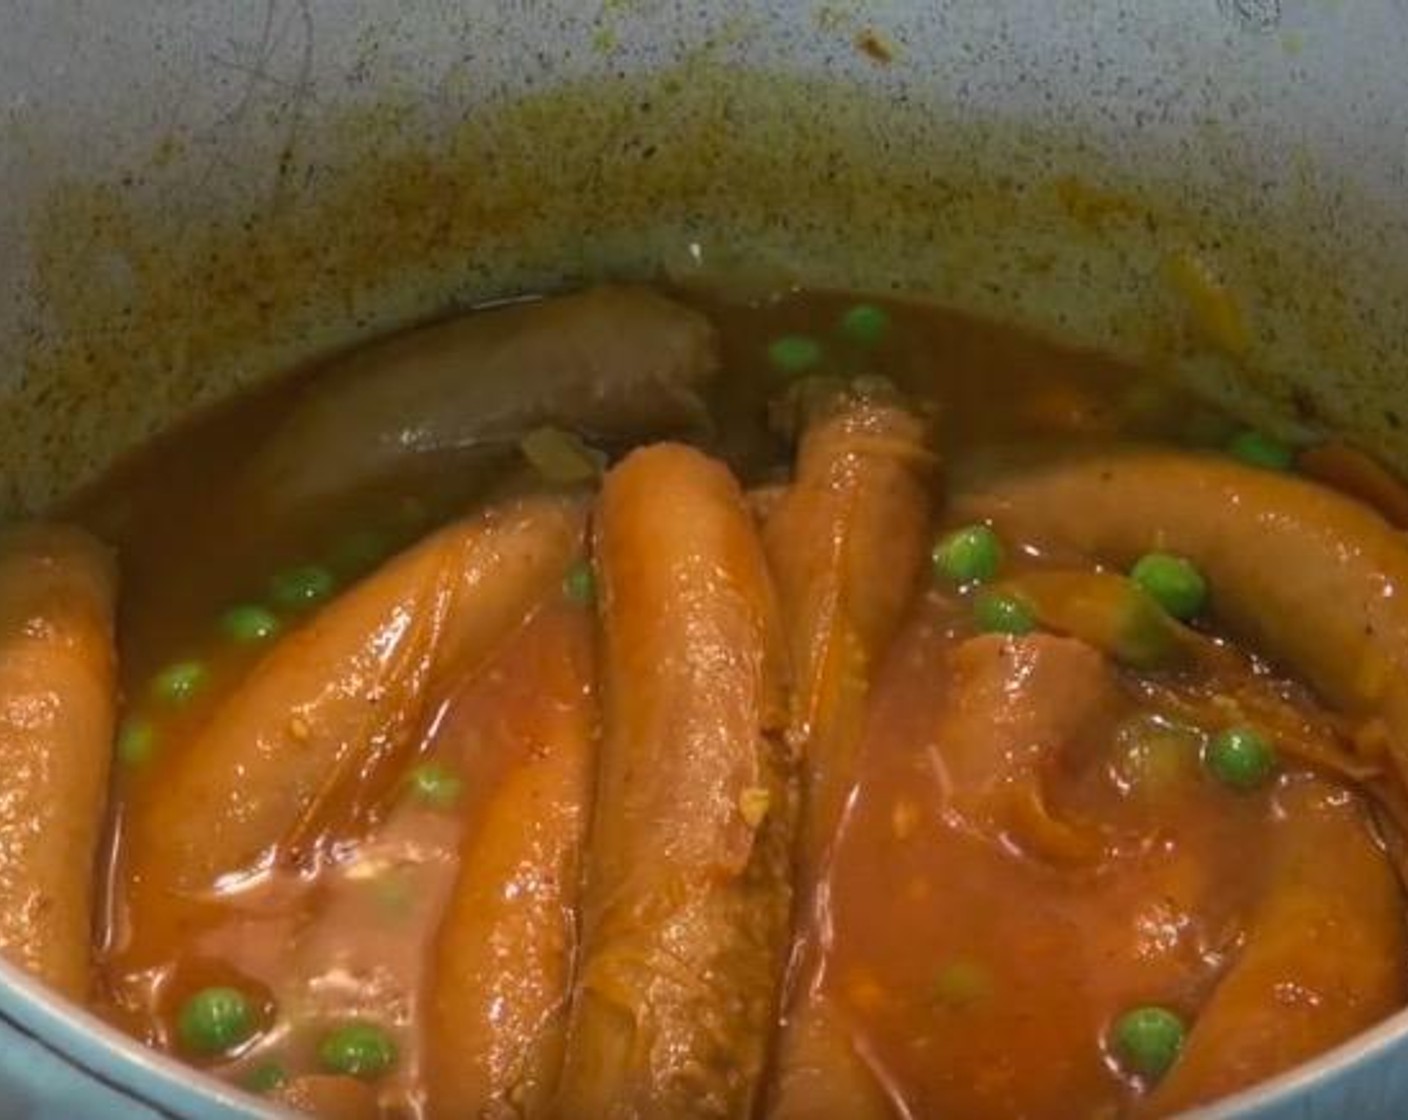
1;2;1406;1115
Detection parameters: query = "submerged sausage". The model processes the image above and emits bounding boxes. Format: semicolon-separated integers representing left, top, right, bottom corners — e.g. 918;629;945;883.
768;1002;895;1120
1145;778;1408;1116
762;393;934;876
956;447;1408;785
427;604;596;1118
929;633;1122;862
127;497;584;898
774;631;1127;1120
241;602;594;1116
557;444;792;1119
244;286;719;511
271;1075;379;1120
762;395;933;1118
0;525;116;999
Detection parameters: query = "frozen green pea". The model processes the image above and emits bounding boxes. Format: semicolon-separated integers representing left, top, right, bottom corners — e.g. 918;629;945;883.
177;987;257;1056
407;762;463;810
1111;1005;1186;1081
151;660;206;706
1227;429;1293;471
1205;726;1277;792
1129;553;1208;621
767;335;824;377
933;525;1004;586
242;1062;287;1094
269;565;336;610
318;1022;397;1080
933;958;992;1009
116;719;156;767
562;561;596;606
973;590;1036;636
839;303;890;346
219;604;280;644
370;871;415;918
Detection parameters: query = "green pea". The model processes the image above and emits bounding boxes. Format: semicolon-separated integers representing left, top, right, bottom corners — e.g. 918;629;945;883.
563;561;596;606
1111;1005;1186;1081
269;565;336;610
1227;429;1293;471
116;719;156;767
973;589;1036;636
219;604;280;644
932;958;991;1009
242;1061;287;1094
370;871;415;917
151;661;206;706
407;762;463;810
933;525;1004;586
318;1022;398;1081
177;987;257;1056
1129;553;1208;621
839;303;890;346
767;335;824;377
1205;726;1277;792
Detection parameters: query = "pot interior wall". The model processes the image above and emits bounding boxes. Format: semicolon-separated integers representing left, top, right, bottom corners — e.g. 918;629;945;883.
0;3;1405;510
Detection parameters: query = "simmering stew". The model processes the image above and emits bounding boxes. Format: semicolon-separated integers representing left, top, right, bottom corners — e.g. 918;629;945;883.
2;284;1407;1118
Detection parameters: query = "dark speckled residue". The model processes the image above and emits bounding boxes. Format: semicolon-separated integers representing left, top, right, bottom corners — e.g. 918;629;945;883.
1219;0;1283;34
10;60;1407;514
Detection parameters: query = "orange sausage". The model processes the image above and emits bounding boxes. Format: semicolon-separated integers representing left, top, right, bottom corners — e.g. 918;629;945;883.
426;604;596;1118
762;394;934;877
127;496;584;898
768;1001;895;1120
1144;778;1407;1116
245;286;719;511
762;397;932;1119
956;447;1408;786
1298;440;1408;529
0;525;117;999
270;1075;379;1120
557;444;792;1119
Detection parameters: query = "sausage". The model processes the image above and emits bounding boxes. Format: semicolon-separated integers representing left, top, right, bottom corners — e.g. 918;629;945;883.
1144;778;1408;1116
767;1000;894;1120
557;444;793;1119
244;286;719;512
270;1075;379;1120
0;525;117;999
426;604;596;1118
761;396;933;1120
928;633;1121;861
955;446;1408;786
761;394;934;876
250;603;593;1117
126;496;584;899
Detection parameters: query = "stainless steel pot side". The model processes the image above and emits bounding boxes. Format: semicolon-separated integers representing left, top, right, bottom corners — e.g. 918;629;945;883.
1;2;1406;1116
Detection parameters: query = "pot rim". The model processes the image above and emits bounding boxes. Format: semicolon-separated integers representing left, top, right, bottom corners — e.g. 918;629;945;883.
2;947;1406;1118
